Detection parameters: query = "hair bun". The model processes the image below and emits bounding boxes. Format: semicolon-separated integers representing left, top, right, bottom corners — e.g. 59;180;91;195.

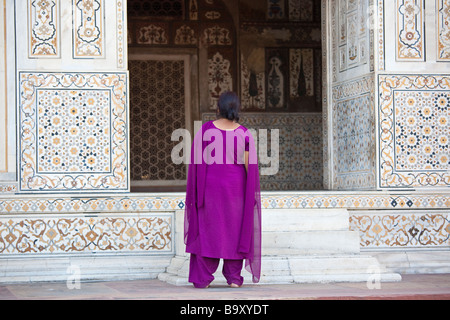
218;92;241;122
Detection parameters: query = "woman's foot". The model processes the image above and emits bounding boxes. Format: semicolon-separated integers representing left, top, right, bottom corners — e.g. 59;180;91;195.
193;283;211;288
229;283;241;288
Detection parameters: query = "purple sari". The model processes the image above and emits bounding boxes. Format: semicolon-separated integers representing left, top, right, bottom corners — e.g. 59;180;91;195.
184;120;262;283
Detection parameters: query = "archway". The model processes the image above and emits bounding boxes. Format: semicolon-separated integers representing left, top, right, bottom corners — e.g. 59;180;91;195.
127;0;324;192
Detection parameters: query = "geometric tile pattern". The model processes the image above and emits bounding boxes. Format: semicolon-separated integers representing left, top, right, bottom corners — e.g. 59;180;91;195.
259;193;450;210
0;184;17;193
350;211;450;248
1;193;450;213
334;95;374;187
254;113;323;190
0;195;186;214
18;72;129;193
36;89;111;173
0;193;449;251
378;74;450;188
203;113;323;190
0;213;172;254
393;91;449;171
332;75;375;189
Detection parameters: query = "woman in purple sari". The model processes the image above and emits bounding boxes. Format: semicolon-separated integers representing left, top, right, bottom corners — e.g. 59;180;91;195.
184;92;262;288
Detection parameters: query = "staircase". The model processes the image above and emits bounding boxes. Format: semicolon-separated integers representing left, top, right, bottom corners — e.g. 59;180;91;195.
158;208;401;285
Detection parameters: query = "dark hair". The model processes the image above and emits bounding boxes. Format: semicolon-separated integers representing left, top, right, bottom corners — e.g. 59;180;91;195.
217;91;240;122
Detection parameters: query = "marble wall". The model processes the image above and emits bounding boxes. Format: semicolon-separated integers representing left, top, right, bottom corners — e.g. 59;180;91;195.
13;0;129;193
0;1;6;175
0;0;448;283
327;0;450;190
376;0;450;189
332;75;376;189
0;0;14;180
0;192;448;253
0;213;173;255
18;72;129;192
379;74;450;188
328;0;375;190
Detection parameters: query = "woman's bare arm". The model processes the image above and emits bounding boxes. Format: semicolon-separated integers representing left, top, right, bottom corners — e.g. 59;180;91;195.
245;151;249;172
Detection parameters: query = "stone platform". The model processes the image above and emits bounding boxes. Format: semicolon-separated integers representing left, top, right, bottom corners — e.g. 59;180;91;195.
159;208;401;285
0;274;449;300
0;191;448;284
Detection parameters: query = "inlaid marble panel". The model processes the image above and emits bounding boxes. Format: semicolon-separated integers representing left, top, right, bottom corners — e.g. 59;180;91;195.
0;213;172;254
0;193;449;251
290;48;314;98
208;51;233;110
136;23;169;45
202;24;232;46
350;211;450;248
335;0;369;73
18;72;129;193
73;0;104;58
332;75;375;189
28;0;59;57
36;89;111;174
396;0;424;61
1;193;450;215
437;0;450;61
393;90;449;171
378;74;450;188
116;0;126;68
0;184;17;193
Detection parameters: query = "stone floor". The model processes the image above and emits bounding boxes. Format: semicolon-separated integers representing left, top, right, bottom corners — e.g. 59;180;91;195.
0;274;449;300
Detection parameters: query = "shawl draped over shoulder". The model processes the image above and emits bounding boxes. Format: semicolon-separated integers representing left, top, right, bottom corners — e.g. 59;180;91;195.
184;120;262;283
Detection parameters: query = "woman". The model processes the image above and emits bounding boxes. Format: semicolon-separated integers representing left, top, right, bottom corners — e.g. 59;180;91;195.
184;91;261;288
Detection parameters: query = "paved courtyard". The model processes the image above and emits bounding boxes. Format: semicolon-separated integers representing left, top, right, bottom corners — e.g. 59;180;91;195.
0;274;449;300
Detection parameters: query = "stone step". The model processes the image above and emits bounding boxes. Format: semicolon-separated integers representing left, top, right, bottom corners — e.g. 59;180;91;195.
262;230;360;255
371;250;450;274
288;255;382;274
158;254;402;285
262;208;349;232
0;255;172;284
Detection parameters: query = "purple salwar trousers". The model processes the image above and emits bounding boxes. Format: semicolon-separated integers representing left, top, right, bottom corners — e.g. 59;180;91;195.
189;253;244;288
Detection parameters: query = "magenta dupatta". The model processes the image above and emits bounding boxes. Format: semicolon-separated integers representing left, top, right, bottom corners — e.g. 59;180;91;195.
184;121;262;283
